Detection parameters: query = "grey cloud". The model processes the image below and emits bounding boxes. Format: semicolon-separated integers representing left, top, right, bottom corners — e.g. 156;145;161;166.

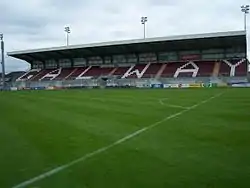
2;57;29;73
47;0;91;9
0;14;47;36
146;0;178;6
104;6;121;15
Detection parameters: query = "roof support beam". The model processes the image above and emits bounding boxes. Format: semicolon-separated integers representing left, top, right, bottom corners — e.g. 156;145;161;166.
19;55;34;62
31;53;47;61
45;51;64;59
70;58;74;67
55;51;76;59
25;54;45;63
55;51;67;59
75;49;95;57
156;52;159;62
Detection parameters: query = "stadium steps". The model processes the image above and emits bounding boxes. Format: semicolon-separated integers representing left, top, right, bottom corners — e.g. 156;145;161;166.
212;61;221;77
16;70;40;81
108;67;117;76
65;68;78;80
29;69;49;81
155;64;167;79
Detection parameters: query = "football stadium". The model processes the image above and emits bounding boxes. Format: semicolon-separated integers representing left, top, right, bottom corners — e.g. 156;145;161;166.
0;29;250;188
5;30;250;89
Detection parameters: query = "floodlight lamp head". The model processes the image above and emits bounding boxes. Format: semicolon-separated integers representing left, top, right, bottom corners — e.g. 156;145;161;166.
246;6;250;12
0;34;3;41
64;26;70;33
241;5;249;8
241;5;250;13
141;16;148;24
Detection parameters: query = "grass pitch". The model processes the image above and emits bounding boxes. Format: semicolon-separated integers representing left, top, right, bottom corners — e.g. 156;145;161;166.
0;88;250;188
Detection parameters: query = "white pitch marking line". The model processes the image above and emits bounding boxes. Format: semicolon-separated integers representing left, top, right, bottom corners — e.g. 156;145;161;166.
163;104;190;109
12;92;223;188
90;97;156;106
158;98;168;105
159;99;165;105
90;97;105;102
158;98;189;109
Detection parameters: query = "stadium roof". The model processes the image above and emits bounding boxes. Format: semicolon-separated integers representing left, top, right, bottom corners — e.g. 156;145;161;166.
7;30;246;63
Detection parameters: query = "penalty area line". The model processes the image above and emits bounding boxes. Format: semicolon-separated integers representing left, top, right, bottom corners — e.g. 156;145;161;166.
158;98;189;109
12;92;223;188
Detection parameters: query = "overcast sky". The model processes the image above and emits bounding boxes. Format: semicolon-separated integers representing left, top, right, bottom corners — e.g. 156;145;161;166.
0;0;249;73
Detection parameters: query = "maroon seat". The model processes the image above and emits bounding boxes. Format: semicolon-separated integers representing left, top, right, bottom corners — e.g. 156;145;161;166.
17;70;41;81
113;67;130;77
161;61;215;78
16;59;247;82
196;61;215;77
219;61;231;76
66;67;88;80
142;63;163;78
161;62;185;77
84;66;114;77
123;64;149;78
219;59;247;77
53;68;75;80
31;69;54;81
235;60;247;76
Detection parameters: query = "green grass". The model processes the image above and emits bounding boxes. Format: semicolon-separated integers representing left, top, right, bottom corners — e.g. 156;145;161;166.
0;88;250;188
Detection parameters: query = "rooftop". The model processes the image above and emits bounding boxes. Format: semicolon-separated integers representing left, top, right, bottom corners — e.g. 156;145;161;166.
7;30;247;63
